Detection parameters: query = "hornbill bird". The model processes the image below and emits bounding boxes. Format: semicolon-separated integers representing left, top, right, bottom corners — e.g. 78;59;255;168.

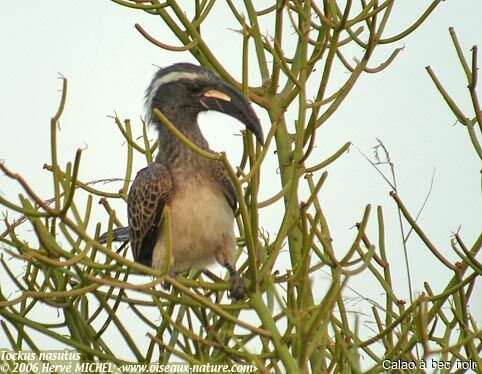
100;63;264;300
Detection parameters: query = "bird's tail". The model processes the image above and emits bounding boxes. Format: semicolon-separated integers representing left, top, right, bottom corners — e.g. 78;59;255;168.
98;227;130;244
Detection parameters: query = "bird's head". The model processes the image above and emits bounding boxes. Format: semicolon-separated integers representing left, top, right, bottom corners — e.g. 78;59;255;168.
145;63;264;145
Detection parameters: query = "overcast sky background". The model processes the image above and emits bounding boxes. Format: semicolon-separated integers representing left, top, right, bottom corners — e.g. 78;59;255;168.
1;0;481;362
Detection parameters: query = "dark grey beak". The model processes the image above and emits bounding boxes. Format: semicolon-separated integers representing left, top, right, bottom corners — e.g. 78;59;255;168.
199;82;264;145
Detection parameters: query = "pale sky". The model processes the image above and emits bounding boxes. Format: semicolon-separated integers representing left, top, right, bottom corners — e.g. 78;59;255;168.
1;0;481;362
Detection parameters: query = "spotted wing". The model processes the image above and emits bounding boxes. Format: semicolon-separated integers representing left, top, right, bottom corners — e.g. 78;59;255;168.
213;161;237;212
128;163;172;266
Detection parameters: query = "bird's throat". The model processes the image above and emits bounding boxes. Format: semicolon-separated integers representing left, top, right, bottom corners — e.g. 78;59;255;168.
154;115;210;167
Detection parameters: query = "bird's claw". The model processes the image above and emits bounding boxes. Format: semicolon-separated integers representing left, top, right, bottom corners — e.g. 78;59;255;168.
229;272;245;301
161;280;171;291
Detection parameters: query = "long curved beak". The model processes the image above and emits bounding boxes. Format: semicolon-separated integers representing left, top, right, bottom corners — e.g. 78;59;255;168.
199;82;264;145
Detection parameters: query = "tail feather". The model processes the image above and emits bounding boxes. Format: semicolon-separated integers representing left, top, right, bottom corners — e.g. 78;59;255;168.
98;227;130;244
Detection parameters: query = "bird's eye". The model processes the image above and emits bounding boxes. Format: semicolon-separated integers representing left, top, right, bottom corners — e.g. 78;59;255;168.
190;84;204;94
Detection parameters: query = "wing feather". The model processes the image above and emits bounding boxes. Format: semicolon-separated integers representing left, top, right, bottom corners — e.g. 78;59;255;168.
128;163;172;265
213;161;237;212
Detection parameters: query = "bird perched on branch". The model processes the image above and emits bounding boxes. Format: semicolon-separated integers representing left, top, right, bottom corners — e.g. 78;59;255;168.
100;63;263;300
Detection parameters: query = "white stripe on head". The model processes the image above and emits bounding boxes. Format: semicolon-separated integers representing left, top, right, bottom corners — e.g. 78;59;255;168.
145;71;202;114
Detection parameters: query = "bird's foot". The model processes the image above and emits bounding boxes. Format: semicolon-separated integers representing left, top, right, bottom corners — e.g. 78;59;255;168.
229;271;245;301
161;280;171;291
161;270;179;291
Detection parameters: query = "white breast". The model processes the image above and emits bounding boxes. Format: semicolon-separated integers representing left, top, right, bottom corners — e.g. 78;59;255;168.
151;179;235;272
